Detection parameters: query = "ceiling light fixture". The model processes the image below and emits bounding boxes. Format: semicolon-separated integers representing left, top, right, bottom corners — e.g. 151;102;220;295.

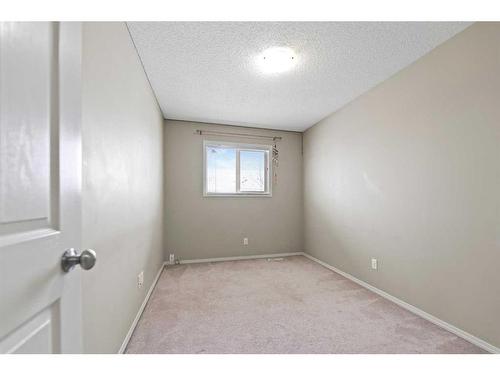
256;47;297;74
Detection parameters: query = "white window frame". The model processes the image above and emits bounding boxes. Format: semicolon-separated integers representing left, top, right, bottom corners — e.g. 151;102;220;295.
203;140;272;197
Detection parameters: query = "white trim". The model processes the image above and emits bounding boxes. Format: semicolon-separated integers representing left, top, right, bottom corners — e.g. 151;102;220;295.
179;252;302;264
118;262;166;354
117;252;499;354
301;252;500;354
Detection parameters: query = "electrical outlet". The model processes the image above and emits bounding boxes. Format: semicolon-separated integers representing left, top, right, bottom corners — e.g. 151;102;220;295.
137;271;144;289
243;238;248;246
371;258;378;270
169;254;175;264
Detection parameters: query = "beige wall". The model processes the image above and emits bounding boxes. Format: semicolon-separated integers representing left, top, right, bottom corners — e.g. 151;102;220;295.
304;22;500;348
164;120;303;261
81;22;164;353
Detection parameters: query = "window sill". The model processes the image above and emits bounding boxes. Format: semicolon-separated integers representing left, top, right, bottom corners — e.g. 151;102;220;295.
203;193;272;198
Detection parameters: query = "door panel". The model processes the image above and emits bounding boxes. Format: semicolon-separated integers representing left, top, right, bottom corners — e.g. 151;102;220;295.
0;22;55;227
0;22;82;353
0;22;58;243
0;303;59;354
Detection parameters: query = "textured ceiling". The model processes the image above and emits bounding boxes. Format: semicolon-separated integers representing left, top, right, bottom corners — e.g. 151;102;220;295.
127;22;471;132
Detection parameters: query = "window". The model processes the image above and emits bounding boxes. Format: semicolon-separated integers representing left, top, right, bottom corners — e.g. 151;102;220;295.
204;141;271;197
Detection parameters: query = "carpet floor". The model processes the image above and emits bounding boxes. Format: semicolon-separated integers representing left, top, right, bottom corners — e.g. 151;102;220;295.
125;255;485;354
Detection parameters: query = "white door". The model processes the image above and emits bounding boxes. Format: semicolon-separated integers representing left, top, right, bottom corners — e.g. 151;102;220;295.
0;22;84;353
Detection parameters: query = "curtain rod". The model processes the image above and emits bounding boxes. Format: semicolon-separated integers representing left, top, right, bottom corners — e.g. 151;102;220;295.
195;129;282;141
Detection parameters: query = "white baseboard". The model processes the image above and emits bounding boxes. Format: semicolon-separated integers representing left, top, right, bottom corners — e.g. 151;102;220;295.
302;252;500;354
118;252;499;354
178;252;303;265
118;262;166;354
119;253;299;353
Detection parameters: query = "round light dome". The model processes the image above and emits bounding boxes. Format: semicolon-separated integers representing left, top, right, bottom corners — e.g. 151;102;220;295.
256;47;297;74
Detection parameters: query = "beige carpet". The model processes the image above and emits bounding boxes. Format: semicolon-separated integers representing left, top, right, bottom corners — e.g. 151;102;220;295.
125;255;485;354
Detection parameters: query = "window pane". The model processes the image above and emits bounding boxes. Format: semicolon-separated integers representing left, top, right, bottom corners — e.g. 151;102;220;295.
240;150;266;192
206;146;236;193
